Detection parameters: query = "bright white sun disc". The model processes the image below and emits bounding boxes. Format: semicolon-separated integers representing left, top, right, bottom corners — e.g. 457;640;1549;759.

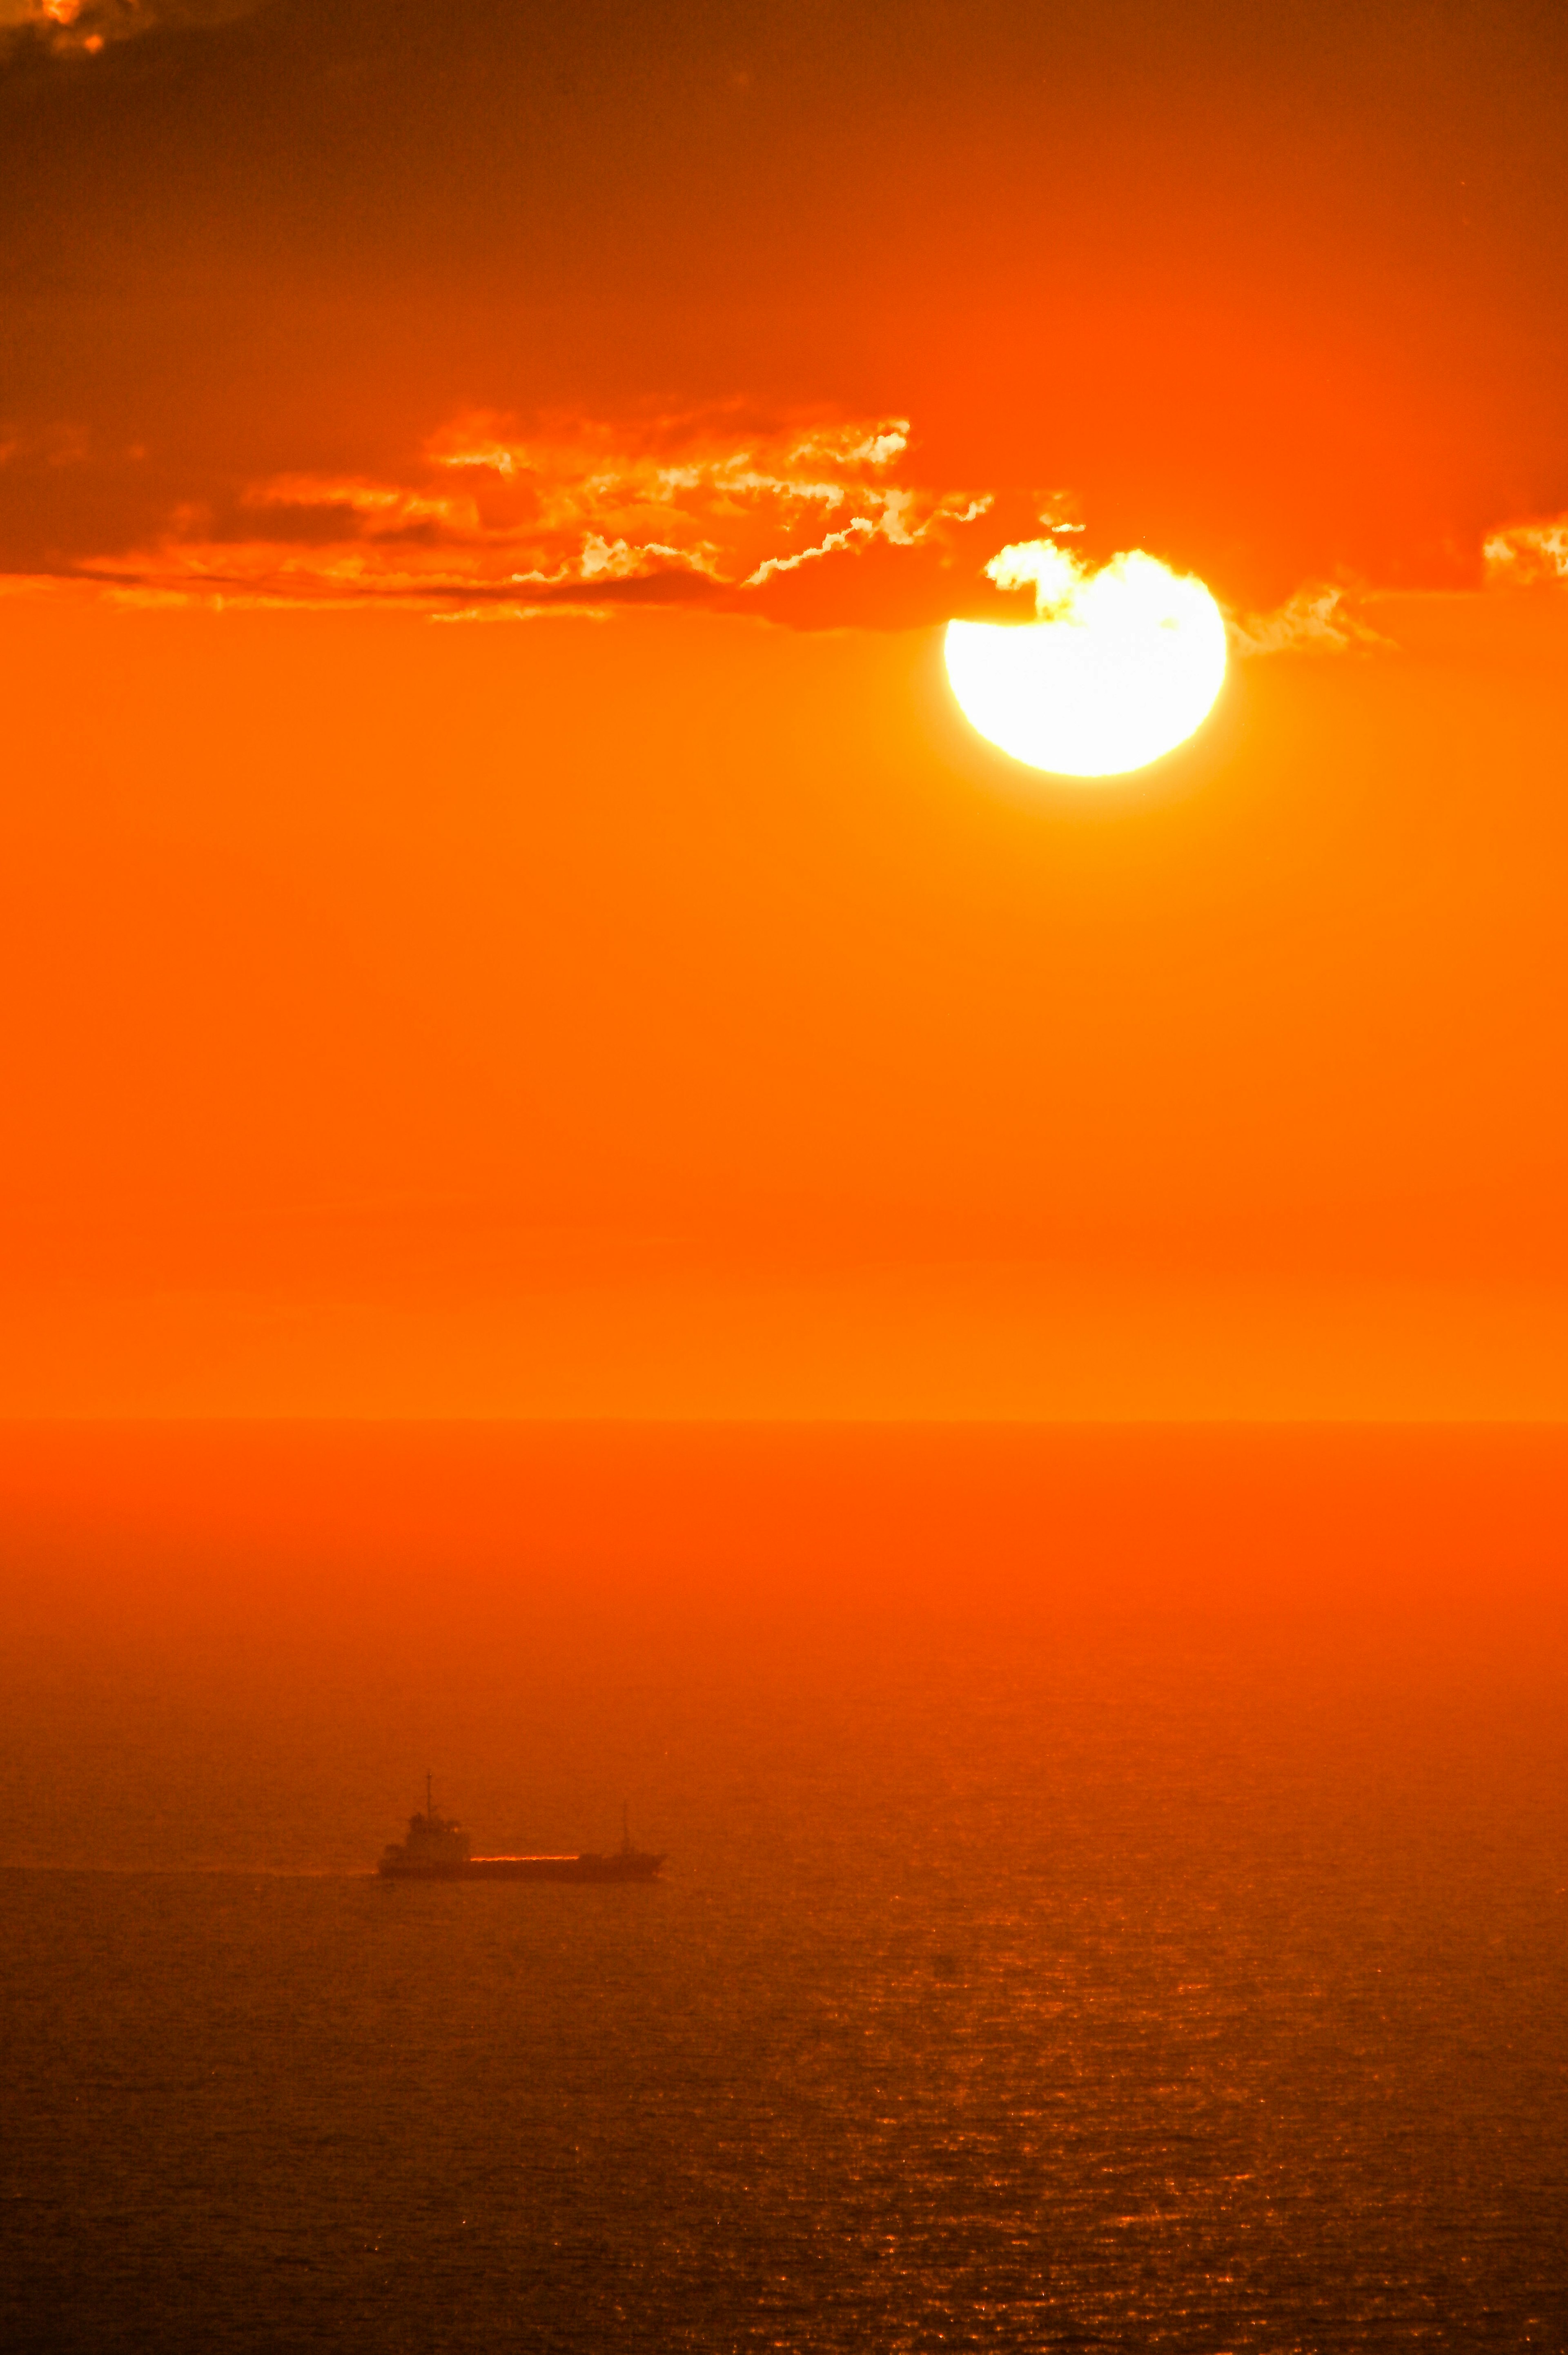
945;546;1227;779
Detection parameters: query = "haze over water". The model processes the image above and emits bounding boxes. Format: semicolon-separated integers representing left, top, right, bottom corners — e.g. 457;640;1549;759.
4;1424;1566;2350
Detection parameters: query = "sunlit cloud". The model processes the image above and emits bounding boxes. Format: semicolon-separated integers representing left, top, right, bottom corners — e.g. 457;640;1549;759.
1227;583;1394;658
746;520;877;587
0;0;259;60
243;476;479;534
10;404;1555;643
1231;525;1568;660
981;538;1098;616
1482;518;1568;585
66;411;1002;624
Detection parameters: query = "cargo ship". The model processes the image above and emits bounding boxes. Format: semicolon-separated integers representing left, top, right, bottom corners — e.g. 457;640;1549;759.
377;1777;664;1882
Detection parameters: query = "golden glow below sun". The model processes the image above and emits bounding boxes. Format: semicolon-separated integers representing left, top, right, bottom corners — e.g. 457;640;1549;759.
945;542;1228;780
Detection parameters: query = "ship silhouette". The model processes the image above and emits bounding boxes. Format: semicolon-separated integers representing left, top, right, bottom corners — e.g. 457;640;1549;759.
378;1776;664;1882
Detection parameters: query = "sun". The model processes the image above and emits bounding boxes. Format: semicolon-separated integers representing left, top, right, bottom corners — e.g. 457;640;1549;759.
945;541;1228;779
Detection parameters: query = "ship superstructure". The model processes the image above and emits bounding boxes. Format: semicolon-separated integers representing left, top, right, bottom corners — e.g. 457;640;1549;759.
378;1776;474;1874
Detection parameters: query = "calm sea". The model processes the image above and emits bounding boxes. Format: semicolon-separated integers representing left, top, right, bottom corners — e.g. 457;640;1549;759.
2;1425;1566;2351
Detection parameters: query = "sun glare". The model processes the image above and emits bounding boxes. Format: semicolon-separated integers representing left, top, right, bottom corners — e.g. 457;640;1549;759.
945;542;1228;779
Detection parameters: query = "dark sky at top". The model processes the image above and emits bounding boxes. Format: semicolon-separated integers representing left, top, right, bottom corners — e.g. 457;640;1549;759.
2;0;1567;603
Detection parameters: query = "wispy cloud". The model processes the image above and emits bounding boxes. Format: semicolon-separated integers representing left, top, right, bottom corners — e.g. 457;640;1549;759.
0;0;261;60
1227;584;1394;658
1483;518;1568;585
746;521;877;587
13;403;1559;640
68;410;1002;625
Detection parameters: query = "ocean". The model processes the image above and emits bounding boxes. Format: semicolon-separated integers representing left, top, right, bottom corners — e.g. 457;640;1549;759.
2;1425;1566;2350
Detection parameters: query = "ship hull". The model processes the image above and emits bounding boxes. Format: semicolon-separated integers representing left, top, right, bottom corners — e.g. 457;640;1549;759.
378;1854;664;1882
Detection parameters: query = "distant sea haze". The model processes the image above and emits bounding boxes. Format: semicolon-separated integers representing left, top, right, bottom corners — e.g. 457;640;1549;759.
3;1424;1566;2349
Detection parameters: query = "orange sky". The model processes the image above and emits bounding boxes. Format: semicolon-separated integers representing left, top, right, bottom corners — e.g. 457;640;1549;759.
3;0;1568;1414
